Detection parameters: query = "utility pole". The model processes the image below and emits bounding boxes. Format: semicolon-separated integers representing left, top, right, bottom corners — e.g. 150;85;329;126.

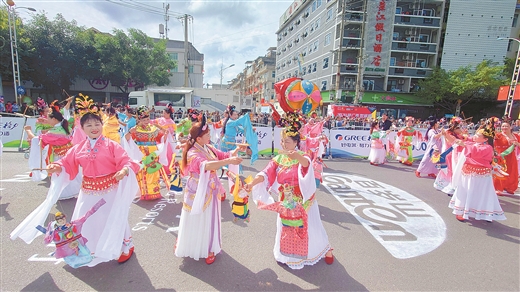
178;14;191;87
163;3;170;39
354;0;367;105
335;0;346;102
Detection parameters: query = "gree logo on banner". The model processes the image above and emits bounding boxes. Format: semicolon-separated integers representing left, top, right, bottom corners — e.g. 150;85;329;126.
334;134;370;141
322;173;446;259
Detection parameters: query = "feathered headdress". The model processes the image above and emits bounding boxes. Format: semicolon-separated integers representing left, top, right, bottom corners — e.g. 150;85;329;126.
75;93;100;117
450;116;462;125
283;111;303;138
136;105;150;119
478;117;498;141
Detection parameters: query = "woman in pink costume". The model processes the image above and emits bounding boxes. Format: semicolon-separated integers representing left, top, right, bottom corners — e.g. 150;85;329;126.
174;115;244;265
244;113;333;269
151;103;178;175
301;117;328;186
47;104;141;265
446;128;506;222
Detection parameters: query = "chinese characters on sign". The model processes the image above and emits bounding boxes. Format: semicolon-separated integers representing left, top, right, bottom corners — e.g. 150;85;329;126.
363;0;396;74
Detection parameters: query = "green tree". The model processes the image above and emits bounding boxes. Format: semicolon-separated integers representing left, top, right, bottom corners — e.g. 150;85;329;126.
23;13;87;94
417;60;506;115
92;28;175;93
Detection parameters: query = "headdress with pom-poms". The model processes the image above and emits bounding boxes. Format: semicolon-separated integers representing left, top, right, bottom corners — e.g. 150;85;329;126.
165;103;174;114
75;93;101;117
188;108;200;122
36;97;48;115
136;105;150;119
450;116;462;126
226;104;236;114
405;116;415;123
282;111;303;139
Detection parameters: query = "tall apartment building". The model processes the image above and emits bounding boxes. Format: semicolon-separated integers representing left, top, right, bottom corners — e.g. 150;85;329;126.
276;0;517;118
164;40;204;89
229;48;276;112
505;1;520;59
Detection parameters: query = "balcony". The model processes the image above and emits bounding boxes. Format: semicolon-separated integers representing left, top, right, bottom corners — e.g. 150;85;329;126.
393;15;441;27
388;67;432;77
391;41;437;53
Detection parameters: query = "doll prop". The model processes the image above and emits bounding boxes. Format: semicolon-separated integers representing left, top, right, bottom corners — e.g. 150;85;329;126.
430;146;454;174
37;198;106;268
226;170;253;222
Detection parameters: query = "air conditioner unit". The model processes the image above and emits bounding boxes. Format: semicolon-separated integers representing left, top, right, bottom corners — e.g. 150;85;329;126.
398;79;405;84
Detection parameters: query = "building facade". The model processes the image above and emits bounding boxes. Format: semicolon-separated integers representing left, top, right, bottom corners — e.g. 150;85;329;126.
276;0;518;118
229;48;277;112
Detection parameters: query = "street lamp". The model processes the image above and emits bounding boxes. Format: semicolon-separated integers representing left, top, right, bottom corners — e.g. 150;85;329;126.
497;37;520;118
6;2;36;105
220;63;235;89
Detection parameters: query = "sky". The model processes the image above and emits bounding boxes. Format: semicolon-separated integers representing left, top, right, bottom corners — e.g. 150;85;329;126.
13;0;292;87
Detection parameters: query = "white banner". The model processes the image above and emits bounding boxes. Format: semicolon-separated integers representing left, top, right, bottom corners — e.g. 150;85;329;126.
329;129;427;159
273;127;283;154
0;116;37;148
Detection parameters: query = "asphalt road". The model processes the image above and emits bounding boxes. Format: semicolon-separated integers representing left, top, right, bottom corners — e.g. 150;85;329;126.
1;149;519;291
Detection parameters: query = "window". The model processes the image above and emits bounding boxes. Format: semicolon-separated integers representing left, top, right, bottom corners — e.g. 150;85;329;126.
323;57;329;69
326;8;333;22
189;65;194;73
169;53;178;60
321;80;327;91
317;0;322;8
419;34;429;43
313;40;319;52
401;16;410;22
312;0;317;12
324;33;331;46
395;68;404;74
513;14;519;27
307;65;312;74
363;80;375;91
396;7;402;14
508;39;513;52
398;42;407;49
416;59;426;68
393;32;399;40
423;18;433;24
315;19;320;30
272;71;275;78
390;57;396;66
312;62;317;72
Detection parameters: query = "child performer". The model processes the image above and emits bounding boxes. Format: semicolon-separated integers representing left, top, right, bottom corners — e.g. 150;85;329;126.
416;119;442;178
395;116;422;166
368;121;389;166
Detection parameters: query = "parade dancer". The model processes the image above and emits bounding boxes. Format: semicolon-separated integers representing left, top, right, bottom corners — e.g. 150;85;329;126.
445;128;506;222
174;115;244;264
24;101;80;199
11;96;140;265
493;121;520;195
124;105;169;201
151;103;178;176
301;116;328;186
395;116;422;166
244;112;334;269
368;121;389;166
416;119;442;178
434;117;466;195
102;106;121;144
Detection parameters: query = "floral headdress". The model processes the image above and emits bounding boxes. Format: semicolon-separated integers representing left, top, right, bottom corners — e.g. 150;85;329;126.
405;116;414;123
226;104;236;114
282;111;303;138
188;109;200;122
477;117;498;141
136;105;150;119
450;116;462;125
75;93;100;117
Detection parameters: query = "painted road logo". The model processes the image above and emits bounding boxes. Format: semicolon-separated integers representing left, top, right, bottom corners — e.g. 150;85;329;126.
322;173;446;259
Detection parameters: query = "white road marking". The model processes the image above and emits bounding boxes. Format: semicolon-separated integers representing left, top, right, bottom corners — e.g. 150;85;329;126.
28;253;63;265
322;172;446;259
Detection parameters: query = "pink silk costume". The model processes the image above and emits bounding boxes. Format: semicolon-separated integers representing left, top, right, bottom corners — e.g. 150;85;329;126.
71;116;87;145
174;143;231;260
40;124;73;163
152;117;177;174
301;121;327;183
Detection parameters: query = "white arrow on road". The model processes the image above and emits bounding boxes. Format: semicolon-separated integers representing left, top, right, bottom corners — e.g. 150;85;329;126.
0;173;32;183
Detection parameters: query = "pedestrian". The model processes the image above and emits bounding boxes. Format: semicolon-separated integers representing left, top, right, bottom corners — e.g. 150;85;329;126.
150;105;156;119
379;113;392;131
244;112;334;269
174;115;244;264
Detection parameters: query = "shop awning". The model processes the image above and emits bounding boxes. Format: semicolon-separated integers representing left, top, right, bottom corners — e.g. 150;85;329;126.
361;92;433;106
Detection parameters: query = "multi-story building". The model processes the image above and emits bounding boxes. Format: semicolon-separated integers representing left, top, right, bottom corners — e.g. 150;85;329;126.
276;0;517;118
505;1;520;59
229;48;276;112
164;39;204;88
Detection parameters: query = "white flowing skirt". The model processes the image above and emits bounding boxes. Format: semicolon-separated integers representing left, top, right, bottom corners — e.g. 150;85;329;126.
71;188;134;267
368;148;386;164
273;201;331;270
175;194;222;260
448;173;506;221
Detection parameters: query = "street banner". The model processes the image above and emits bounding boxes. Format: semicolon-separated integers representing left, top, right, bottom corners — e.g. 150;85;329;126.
329;129;428;159
0;116;37;148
